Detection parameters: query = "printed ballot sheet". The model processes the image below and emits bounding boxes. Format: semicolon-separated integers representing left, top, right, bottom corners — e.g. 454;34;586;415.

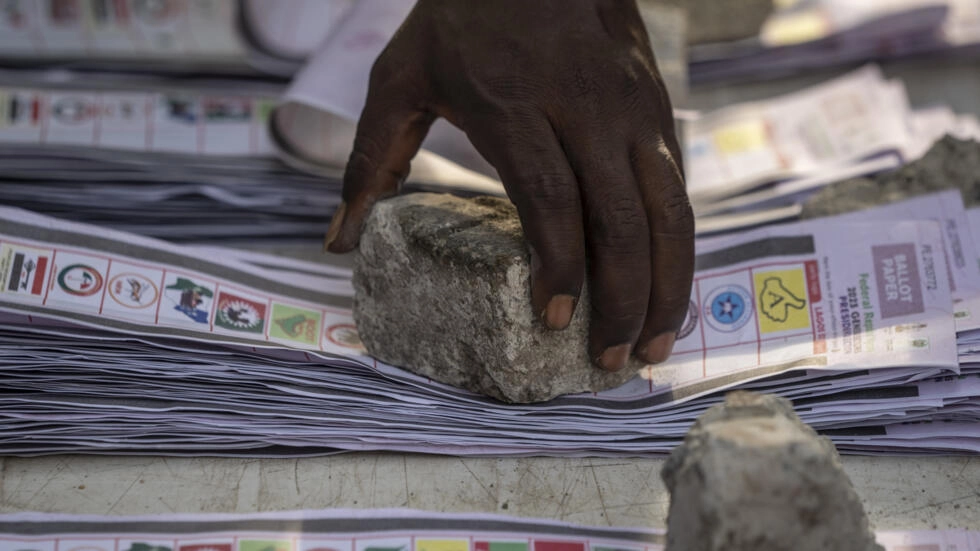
0;203;959;406
0;86;277;156
683;65;910;203
0;0;358;75
0;509;975;551
0;0;245;63
824;190;980;332
0;198;975;457
647;216;957;401
687;0;980;83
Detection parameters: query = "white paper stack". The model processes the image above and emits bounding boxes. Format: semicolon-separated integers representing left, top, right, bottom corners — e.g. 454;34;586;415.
688;65;980;235
0;1;509;243
0;189;977;457
3;63;976;242
0;80;352;242
689;0;980;84
0;0;358;77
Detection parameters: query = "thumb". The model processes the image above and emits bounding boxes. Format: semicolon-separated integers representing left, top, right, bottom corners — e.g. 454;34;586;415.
325;70;435;253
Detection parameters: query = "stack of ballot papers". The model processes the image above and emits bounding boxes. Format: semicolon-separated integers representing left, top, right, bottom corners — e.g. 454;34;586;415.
688;0;980;83
688;65;980;234
0;4;976;244
0;186;978;457
0;0;359;77
0;0;511;242
0;508;976;550
0;79;349;242
2;63;978;241
0;72;503;242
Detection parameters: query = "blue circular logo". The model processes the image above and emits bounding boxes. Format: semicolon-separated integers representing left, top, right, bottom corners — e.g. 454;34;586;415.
704;285;753;332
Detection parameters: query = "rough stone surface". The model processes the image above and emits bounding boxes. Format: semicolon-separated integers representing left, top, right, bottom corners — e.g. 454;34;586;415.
661;391;882;551
352;193;645;404
802;137;980;218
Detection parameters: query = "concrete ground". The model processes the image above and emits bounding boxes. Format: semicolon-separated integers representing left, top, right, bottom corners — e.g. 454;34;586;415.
1;455;977;529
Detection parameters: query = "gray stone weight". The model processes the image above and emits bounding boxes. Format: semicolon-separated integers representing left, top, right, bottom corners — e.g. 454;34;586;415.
802;137;980;218
352;192;646;404
661;391;882;551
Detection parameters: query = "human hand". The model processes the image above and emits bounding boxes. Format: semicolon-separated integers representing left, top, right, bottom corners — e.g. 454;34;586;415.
324;0;694;372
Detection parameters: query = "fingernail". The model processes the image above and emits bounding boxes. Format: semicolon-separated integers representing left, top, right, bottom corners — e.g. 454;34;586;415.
597;343;631;372
543;295;575;330
640;332;676;364
324;202;347;252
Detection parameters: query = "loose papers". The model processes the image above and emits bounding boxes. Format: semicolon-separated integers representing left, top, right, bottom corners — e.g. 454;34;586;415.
689;65;980;234
688;0;980;83
0;190;976;457
0;0;356;76
0;79;502;242
0;509;975;551
685;65;909;204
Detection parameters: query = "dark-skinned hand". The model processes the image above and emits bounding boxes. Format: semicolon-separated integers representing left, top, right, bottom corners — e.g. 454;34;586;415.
324;0;695;372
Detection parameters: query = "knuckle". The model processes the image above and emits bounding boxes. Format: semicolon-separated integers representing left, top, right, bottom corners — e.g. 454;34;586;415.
349;134;386;170
344;140;408;194
480;101;540;126
589;193;648;252
481;76;544;103
342;149;378;191
654;187;695;237
522;172;576;211
657;292;692;319
368;52;426;102
663;134;685;177
368;54;396;87
557;64;604;113
596;298;648;324
537;249;585;280
616;68;648;115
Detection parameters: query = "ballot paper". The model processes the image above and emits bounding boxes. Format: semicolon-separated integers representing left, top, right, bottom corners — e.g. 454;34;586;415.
689;68;980;235
0;509;976;551
0;73;489;242
0;202;974;457
0;85;278;156
684;65;910;204
0;0;354;76
0;50;968;241
0;204;960;402
648;215;957;399
688;0;980;83
0;79;501;242
1;0;686;211
820;190;980;332
0;0;507;204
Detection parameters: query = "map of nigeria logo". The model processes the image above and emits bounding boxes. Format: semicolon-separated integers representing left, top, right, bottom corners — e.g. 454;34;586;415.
704;284;753;332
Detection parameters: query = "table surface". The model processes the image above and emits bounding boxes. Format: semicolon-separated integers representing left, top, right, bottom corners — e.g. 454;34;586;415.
2;455;978;529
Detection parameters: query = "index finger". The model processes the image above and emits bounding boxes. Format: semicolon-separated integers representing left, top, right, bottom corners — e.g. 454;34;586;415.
325;58;435;254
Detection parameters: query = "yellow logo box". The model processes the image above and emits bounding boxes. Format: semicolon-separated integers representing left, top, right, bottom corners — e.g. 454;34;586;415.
754;268;811;334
